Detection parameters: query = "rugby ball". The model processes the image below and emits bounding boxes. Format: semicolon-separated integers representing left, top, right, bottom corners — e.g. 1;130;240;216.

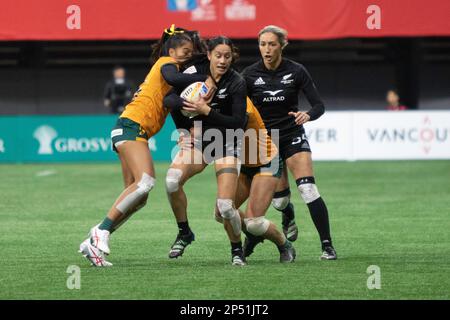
180;82;209;118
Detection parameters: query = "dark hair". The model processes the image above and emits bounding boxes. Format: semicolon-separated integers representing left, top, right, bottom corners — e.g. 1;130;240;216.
207;36;240;63
387;89;399;95
185;30;207;54
113;65;124;72
150;25;192;64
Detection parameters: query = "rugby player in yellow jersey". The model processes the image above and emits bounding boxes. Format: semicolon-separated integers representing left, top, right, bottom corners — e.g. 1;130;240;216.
79;25;211;267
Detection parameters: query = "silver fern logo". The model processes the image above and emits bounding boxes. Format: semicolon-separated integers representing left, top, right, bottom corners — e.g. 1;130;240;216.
33;125;58;155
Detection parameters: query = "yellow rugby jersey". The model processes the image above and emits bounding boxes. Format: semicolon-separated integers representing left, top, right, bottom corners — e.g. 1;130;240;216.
243;97;278;167
120;56;177;137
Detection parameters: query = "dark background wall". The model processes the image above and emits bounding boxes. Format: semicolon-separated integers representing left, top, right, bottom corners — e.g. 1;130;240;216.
0;37;449;115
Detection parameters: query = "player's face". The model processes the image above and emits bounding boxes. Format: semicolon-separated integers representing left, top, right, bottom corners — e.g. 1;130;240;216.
259;32;282;65
170;41;194;63
386;91;399;105
114;68;125;79
208;44;233;77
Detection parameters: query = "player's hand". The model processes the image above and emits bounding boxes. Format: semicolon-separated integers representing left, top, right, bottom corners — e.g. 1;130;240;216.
288;111;310;125
203;77;217;103
177;131;194;150
183;97;211;116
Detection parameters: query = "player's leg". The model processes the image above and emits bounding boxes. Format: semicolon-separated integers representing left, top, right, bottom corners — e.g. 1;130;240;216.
244;171;296;263
214;156;244;265
166;146;207;258
273;165;298;241
94;140;155;252
81;139;155;266
285;151;336;260
110;150;143;233
232;168;264;258
215;170;249;222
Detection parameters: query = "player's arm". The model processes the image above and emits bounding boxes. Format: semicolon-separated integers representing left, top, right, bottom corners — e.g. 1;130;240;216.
202;79;247;130
299;65;325;121
161;63;208;89
163;90;184;111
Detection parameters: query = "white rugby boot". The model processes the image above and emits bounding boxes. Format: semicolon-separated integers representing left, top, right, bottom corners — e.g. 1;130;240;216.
79;239;113;267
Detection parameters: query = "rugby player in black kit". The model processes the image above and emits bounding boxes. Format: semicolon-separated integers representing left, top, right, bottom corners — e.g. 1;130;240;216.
242;25;337;260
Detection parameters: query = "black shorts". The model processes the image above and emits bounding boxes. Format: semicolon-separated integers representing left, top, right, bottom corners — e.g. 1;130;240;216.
276;128;311;161
193;136;241;163
240;155;283;179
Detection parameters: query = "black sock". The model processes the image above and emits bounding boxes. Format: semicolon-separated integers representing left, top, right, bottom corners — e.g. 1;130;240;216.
307;197;332;247
277;239;292;253
177;221;191;236
231;241;242;254
281;203;295;226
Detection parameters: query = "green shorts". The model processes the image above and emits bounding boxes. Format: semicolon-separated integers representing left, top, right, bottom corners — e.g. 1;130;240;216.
111;117;149;152
240;156;283;179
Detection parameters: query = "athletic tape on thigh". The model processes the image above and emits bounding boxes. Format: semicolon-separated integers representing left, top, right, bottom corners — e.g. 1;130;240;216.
215;167;239;177
274;188;291;198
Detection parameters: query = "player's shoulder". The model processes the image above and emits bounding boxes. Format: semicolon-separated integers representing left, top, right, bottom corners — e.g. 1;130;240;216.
155;56;177;69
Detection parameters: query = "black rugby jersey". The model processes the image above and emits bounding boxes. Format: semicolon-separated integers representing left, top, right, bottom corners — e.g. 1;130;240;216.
242;58;324;137
164;55;247;133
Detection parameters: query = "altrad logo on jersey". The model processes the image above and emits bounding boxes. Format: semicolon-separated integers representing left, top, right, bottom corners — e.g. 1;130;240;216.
263;90;285;102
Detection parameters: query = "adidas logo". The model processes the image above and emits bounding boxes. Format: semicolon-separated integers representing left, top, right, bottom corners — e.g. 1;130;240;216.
254;77;265;85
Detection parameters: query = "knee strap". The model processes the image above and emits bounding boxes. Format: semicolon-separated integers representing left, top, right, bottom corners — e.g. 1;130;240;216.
166;168;183;193
244;216;270;236
217;199;241;236
296;176;320;204
116;173;155;214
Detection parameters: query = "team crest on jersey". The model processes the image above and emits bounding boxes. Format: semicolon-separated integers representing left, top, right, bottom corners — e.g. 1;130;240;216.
281;73;294;84
254;77;265;85
217;88;228;99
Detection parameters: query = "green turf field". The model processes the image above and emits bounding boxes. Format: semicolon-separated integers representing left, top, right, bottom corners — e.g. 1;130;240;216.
0;161;449;299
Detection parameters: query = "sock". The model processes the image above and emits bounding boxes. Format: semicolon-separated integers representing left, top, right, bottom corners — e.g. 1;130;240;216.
231;241;243;254
307;197;332;247
98;217;114;232
243;228;264;243
277;239;292;253
281;203;295;226
321;239;332;250
177;221;191;236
